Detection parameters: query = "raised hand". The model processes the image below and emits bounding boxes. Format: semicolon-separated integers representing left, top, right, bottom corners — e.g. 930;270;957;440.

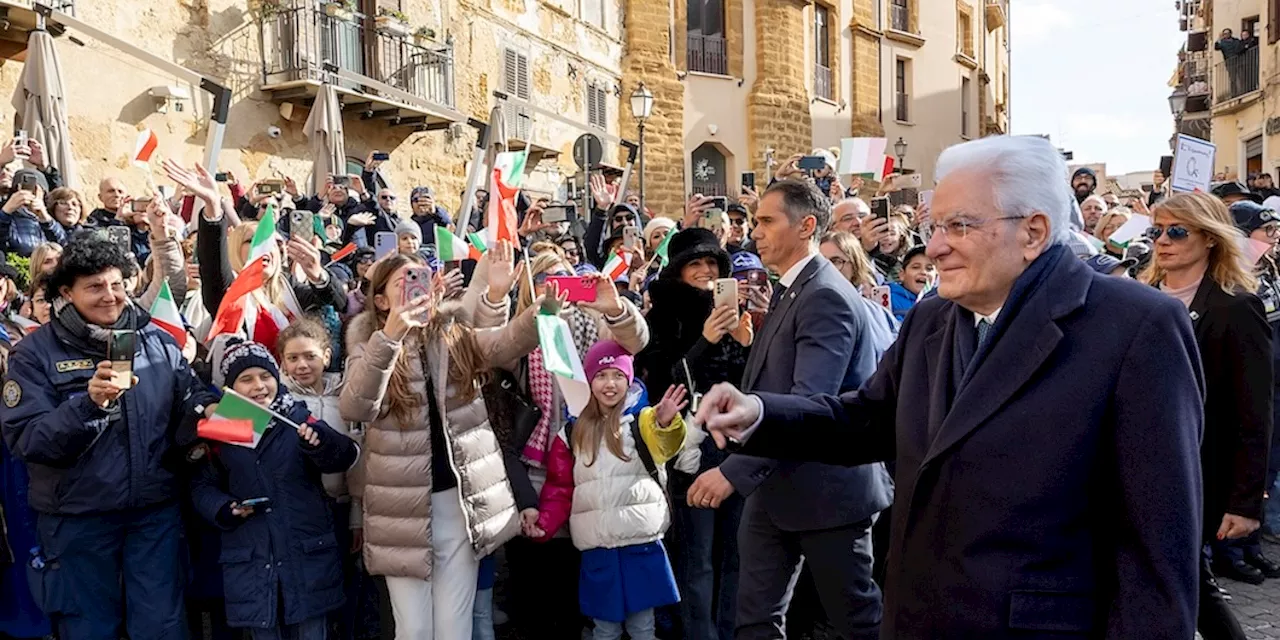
347;212;376;227
486;239;522;301
730;310;753;347
384;293;436;341
27;139;46;169
162;160;219;204
738;186;760;213
286;237;325;283
684;194;715;229
537;280;569;316
441;268;466;299
775;153;803;181
578;273;624;317
654;384;690;427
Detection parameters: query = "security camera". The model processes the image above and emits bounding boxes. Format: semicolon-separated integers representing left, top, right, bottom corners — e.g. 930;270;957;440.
267;126;282;139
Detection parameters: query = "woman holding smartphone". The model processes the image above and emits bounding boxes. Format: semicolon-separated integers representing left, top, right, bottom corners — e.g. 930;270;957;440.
339;245;551;640
636;228;751;640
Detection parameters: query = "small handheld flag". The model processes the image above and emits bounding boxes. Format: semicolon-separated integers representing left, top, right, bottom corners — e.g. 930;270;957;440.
133;129;159;167
149;281;187;349
197;388;283;448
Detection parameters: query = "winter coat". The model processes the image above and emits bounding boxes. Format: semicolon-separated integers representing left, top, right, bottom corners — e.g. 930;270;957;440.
0;208;63;258
190;399;358;629
0;316;215;515
889;282;917;323
339;298;539;580
138;232;188;311
535;406;685;551
285;373;361;520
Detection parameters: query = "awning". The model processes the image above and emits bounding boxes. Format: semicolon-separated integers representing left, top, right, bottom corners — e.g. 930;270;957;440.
304;83;346;196
11;28;76;188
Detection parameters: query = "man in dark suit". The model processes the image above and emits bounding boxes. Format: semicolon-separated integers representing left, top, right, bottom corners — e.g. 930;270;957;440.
694;136;1204;639
688;179;892;639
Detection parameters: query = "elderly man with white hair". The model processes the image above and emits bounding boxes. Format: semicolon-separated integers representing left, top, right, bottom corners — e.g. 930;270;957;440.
693;135;1204;639
830;197;871;236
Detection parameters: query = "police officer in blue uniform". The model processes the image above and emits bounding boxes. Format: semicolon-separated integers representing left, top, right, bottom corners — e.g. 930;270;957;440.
0;233;217;640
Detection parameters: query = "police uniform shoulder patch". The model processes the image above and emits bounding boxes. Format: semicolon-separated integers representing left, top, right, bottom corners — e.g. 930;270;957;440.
3;380;21;408
55;359;94;373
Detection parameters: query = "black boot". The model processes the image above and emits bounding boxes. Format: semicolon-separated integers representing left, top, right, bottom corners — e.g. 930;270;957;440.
1214;559;1267;585
1245;552;1280;578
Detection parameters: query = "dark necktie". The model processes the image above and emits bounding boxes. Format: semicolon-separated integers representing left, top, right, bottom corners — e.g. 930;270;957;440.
770;284;789;312
976;318;993;347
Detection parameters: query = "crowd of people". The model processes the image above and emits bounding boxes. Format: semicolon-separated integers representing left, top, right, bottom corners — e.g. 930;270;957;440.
0;132;1277;640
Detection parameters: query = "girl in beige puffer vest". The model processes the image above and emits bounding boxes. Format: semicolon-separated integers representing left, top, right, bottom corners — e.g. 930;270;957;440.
339;248;558;640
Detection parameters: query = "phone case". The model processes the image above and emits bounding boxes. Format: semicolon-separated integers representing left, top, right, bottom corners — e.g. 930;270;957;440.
401;268;433;307
623;227;640;249
374;232;397;260
546;276;598;303
871;285;892;311
290;211;314;242
714;278;738;308
109;331;135;390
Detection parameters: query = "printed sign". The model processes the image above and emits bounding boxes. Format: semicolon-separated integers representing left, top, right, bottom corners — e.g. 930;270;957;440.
1170;134;1215;193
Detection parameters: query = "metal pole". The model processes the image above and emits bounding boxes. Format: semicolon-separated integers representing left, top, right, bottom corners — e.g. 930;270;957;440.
638;121;646;213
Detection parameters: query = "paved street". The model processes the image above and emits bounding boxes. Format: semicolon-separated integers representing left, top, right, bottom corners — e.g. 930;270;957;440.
1223;539;1280;640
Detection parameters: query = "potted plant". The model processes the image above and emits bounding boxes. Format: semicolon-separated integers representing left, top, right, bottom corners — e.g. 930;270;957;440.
254;0;285;21
375;8;412;37
324;0;356;21
413;26;436;47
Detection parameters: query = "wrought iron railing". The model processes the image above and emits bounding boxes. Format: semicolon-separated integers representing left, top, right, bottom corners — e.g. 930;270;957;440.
687;32;728;75
814;63;833;101
260;3;455;108
691;180;727;197
890;3;909;31
1214;45;1259;103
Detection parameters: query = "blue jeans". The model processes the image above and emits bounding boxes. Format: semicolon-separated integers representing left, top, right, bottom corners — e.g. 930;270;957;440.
472;588;495;640
593;609;655;640
248;615;326;640
32;503;186;640
671;491;743;640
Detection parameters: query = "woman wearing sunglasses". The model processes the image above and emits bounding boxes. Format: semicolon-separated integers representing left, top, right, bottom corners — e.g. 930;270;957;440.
1142;192;1272;640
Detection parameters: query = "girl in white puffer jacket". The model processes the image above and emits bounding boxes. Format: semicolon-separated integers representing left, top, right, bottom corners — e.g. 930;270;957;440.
530;340;689;640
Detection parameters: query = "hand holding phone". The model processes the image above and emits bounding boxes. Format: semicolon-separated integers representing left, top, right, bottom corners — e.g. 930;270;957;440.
714;278;739;309
623;226;640;250
239;497;271;508
870;197;891;220
546;275;598;303
401;267;434;309
374;232;397;260
290;210;315;243
108;330;136;390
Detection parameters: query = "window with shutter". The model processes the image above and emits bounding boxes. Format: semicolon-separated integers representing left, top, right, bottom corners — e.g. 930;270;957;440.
587;85;607;129
504;49;531;100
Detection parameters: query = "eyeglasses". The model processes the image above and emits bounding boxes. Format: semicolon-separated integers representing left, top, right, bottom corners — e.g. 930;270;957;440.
932;215;1024;238
1262;224;1280;238
561;246;580;256
827;256;850;269
728;216;748;226
1145;225;1192;241
380;195;397;201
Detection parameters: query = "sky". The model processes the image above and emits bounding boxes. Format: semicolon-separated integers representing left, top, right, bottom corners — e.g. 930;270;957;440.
1010;0;1186;175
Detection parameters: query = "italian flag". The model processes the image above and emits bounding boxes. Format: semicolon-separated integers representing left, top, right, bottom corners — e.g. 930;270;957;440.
207;206;300;352
487;150;527;246
435;226;482;261
197;388;277;448
535;313;591;416
653;230;674;268
467;232;488;255
602;249;631;281
150;280;187;349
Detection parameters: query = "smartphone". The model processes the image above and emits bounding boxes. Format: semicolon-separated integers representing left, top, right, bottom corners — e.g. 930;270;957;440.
17;173;38;193
797;156;827;171
289;210;314;243
742;172;756;191
541;205;569;225
131;197;152;213
107;226;131;252
401;266;433;308
745;271;769;311
374;231;397;260
239;497;271;508
14;130;27;147
870;285;892;311
332;174;352;187
215;172;230;183
871;197;891;220
714;278;738;309
708;196;728;211
699;208;726;233
372;152;391;162
255;180;284;197
623;226;640;250
108;329;135;390
1159;155;1174;178
546;275;598;303
918;190;934;208
901;173;923;188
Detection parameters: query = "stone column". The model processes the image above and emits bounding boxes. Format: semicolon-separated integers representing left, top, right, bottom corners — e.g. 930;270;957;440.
622;0;686;217
747;0;813;177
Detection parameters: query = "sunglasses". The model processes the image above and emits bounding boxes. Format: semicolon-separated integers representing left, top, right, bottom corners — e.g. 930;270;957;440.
533;270;572;285
614;214;636;224
1145;225;1192;241
380;195;397;201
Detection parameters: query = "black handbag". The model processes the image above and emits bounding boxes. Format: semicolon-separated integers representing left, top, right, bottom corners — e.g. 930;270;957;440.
482;367;543;451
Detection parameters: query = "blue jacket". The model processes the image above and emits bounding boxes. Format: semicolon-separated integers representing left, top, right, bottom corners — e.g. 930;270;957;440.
0;319;215;515
888;282;917;323
0;208;64;258
190;399;357;629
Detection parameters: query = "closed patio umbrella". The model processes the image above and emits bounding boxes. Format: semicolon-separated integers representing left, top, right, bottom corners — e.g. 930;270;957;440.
304;83;345;196
11;29;77;189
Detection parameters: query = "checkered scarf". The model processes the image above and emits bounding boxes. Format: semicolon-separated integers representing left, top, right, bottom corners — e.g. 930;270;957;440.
520;307;601;467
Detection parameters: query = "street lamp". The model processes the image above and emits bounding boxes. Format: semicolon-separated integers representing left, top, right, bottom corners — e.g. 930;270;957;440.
629;83;655;212
1168;87;1188;116
893;137;908;171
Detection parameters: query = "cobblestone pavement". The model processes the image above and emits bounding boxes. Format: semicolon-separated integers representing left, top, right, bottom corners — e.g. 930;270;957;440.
1220;538;1280;640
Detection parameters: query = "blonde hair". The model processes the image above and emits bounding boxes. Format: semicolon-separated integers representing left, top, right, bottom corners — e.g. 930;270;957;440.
228;221;287;307
29;242;62;285
517;251;572;314
1094;208;1132;239
1140;192;1257;294
571;393;628;466
362;254;491;423
819;231;877;288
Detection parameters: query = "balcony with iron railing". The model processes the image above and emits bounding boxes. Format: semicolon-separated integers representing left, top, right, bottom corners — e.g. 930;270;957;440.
889;3;909;32
687;32;728;76
814;63;832;101
260;1;459;126
1214;45;1260;106
0;0;76;61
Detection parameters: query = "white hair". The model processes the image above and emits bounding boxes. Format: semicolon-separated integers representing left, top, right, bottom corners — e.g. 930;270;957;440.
836;197;870;215
935;136;1075;245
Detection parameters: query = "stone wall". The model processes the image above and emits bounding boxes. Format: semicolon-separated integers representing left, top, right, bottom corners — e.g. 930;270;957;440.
621;0;685;216
850;0;883;137
746;0;812;177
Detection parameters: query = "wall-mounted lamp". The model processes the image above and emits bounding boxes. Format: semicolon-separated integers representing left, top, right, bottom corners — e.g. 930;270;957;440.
148;85;190;114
